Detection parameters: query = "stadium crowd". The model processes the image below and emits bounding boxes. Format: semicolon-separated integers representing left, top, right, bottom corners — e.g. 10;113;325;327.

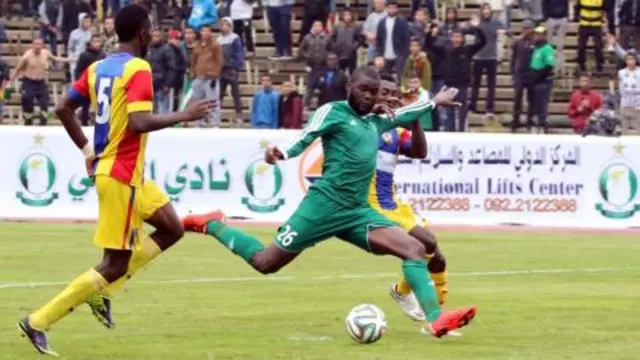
1;0;639;135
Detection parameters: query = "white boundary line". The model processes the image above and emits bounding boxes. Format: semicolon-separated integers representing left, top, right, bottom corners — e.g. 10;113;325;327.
1;267;639;290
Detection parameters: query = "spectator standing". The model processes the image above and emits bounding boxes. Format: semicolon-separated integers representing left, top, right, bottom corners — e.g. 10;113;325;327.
409;8;429;46
330;9;362;75
401;38;431;92
311;52;349;106
411;0;436;20
618;0;640;50
251;75;280;129
376;1;411;77
527;26;555;133
68;13;93;82
100;16;119;55
363;0;387;63
567;73;603;133
510;19;535;132
190;25;223;126
148;29;178;114
38;0;63;56
470;6;505;121
543;0;569;74
228;0;256;56
299;0;330;43
169;0;190;30
575;0;605;75
278;81;303;129
299;20;330;107
425;21;486;132
61;0;92;55
617;50;640;131
0;54;10;118
74;34;104;125
265;0;294;60
188;0;218;31
10;38;67;125
439;7;461;38
183;27;197;64
218;17;245;125
168;29;188;112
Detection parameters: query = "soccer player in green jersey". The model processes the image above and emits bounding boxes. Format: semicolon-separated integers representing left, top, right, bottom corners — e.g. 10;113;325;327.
184;66;476;337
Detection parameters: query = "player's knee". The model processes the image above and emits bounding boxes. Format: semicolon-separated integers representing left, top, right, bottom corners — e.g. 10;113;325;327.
96;260;129;282
405;240;426;260
251;255;282;275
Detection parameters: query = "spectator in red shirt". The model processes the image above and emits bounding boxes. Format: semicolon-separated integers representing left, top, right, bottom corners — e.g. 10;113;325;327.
567;73;603;134
278;81;303;129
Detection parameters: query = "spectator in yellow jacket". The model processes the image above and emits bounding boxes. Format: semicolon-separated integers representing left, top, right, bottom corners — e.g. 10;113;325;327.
401;38;432;92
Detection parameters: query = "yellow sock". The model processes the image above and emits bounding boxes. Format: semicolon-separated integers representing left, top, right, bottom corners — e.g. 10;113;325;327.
430;271;448;305
102;235;162;297
30;268;107;330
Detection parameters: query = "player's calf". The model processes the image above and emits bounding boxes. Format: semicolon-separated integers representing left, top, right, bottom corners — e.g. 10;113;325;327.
94;250;132;283
250;243;299;275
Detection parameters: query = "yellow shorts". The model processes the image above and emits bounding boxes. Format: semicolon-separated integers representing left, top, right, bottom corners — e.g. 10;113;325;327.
94;175;170;250
373;202;426;232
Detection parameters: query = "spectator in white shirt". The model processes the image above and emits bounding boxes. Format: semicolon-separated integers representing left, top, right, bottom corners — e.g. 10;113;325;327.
228;0;256;56
618;51;640;132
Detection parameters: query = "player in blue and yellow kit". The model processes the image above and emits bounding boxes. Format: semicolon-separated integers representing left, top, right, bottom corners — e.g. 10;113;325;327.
370;75;448;322
17;5;216;356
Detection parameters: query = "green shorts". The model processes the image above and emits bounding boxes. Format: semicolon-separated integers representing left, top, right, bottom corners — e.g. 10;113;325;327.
273;190;398;253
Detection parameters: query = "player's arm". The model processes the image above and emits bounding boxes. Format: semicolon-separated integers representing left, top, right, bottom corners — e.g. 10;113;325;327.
267;103;338;163
9;53;28;84
56;69;91;154
399;122;427;159
126;68;214;133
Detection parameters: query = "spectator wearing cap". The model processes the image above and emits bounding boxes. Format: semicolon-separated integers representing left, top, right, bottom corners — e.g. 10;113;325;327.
168;29;188;112
190;25;223;126
219;17;245;125
188;0;218;31
265;0;294;60
251;75;280;129
510;18;535;132
363;0;387;63
567;73;603;133
543;0;569;73
148;29;178;114
425;16;486;132
376;0;411;77
278;81;303;129
617;49;640;132
299;20;331;107
227;0;256;56
527;26;555;133
401;38;431;92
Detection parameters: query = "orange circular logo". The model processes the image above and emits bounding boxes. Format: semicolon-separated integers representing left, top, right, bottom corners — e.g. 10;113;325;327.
298;140;324;192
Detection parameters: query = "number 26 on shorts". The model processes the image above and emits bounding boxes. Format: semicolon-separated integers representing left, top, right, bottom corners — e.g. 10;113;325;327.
276;224;298;247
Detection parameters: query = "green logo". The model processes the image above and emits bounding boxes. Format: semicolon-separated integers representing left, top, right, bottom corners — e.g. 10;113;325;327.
595;143;640;219
241;142;285;213
16;134;59;207
68;174;94;202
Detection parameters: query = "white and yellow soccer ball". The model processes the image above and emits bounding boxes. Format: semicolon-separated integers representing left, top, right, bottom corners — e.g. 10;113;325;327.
345;304;387;344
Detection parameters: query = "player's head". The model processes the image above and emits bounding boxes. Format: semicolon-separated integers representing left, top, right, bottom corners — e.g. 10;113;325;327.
115;4;152;57
104;16;115;33
450;29;463;47
326;52;339;69
89;34;102;51
348;66;381;115
379;73;400;109
32;37;44;52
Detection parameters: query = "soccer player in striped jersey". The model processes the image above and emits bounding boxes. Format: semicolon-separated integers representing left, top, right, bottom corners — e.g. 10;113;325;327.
17;5;217;356
371;74;449;322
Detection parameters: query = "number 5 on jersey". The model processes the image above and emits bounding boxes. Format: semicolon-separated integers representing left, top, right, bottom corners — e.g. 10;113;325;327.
276;224;298;247
96;77;113;124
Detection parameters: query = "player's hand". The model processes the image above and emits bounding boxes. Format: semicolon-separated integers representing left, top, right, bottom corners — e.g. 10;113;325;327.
371;103;395;120
184;99;217;121
432;86;461;107
85;156;95;182
265;146;284;164
387;96;404;109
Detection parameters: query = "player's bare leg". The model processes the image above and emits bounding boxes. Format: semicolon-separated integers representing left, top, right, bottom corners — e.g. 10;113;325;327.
86;203;184;328
183;211;300;274
368;227;476;338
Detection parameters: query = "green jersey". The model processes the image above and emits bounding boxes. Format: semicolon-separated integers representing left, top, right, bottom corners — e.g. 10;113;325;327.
280;100;435;208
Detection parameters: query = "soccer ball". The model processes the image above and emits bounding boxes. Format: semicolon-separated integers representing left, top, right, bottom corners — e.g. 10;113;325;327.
345;304;387;344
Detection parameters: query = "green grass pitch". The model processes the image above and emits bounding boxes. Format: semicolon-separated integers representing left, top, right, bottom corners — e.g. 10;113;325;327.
0;223;639;360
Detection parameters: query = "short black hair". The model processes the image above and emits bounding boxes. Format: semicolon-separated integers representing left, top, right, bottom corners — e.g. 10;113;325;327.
352;65;381;82
115;4;149;42
387;0;398;6
380;73;395;83
409;37;421;44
